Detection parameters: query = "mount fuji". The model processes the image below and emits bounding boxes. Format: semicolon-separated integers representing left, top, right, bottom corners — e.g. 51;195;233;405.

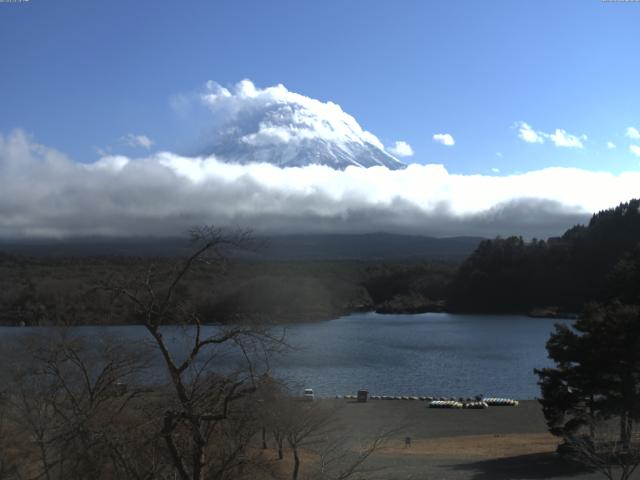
196;80;406;170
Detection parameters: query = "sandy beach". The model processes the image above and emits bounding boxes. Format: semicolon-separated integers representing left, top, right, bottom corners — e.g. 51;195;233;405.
303;399;614;480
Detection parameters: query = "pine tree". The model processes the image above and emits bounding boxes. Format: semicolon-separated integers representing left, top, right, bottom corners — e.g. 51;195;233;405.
535;303;640;448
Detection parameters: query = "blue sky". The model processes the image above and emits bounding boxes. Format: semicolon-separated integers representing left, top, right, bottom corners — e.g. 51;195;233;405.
2;0;639;175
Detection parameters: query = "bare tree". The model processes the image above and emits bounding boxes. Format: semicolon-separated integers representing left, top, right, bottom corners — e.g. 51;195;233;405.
0;391;18;480
2;331;155;480
310;428;395;480
284;402;336;480
108;226;284;480
0;308;166;478
270;398;395;480
566;419;640;480
255;375;289;460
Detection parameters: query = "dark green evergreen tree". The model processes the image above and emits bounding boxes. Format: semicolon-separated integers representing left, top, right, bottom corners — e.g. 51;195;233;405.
536;303;640;448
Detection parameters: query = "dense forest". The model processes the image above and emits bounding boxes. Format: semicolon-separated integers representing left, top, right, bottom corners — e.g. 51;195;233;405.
448;199;640;313
0;255;456;326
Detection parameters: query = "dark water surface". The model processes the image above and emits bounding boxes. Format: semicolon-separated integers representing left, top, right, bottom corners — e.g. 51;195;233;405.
275;312;564;399
0;312;566;399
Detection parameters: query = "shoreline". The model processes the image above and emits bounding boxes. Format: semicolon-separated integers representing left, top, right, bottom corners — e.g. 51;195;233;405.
306;399;597;479
0;306;579;327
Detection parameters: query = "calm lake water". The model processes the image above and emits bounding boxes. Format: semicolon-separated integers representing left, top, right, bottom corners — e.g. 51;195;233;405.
0;312;567;399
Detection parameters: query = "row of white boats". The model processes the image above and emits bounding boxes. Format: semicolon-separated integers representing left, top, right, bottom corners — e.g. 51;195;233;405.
428;398;519;408
335;394;519;408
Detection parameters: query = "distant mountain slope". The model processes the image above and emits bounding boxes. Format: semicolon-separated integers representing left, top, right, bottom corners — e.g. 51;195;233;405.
206;134;405;170
255;233;483;261
0;234;483;261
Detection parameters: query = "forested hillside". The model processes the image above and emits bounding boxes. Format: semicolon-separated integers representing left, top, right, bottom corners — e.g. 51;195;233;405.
0;257;456;325
448;199;640;313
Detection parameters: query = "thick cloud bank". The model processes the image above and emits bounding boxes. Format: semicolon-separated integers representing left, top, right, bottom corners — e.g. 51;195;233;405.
2;129;639;239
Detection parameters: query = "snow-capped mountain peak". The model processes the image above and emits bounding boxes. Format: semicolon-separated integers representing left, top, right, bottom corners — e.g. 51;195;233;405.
197;80;406;170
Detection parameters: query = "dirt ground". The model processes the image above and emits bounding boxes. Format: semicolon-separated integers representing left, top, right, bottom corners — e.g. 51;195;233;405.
309;399;631;480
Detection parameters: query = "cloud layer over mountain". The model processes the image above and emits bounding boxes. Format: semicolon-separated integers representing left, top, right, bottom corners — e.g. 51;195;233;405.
2;128;640;240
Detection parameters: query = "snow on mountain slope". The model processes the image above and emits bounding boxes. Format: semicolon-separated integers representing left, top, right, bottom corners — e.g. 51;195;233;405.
197;80;406;170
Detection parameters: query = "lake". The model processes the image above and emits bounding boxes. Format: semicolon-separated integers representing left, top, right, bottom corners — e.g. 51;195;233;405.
0;312;567;399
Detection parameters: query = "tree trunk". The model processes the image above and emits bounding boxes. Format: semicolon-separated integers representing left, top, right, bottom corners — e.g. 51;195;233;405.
192;438;206;480
620;412;631;451
276;436;283;460
589;394;595;439
262;427;267;450
292;446;300;480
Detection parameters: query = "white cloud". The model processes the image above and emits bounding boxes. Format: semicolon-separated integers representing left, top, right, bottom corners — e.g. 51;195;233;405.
387;140;414;157
121;133;154;149
516;122;585;148
3;129;640;240
517;122;543;144
491;167;500;173
630;145;640;157
625;127;640;140
201;80;384;149
546;129;585;148
607;141;616;149
432;133;455;146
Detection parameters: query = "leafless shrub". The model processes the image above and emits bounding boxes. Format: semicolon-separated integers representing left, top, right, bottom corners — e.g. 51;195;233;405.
565;419;640;480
